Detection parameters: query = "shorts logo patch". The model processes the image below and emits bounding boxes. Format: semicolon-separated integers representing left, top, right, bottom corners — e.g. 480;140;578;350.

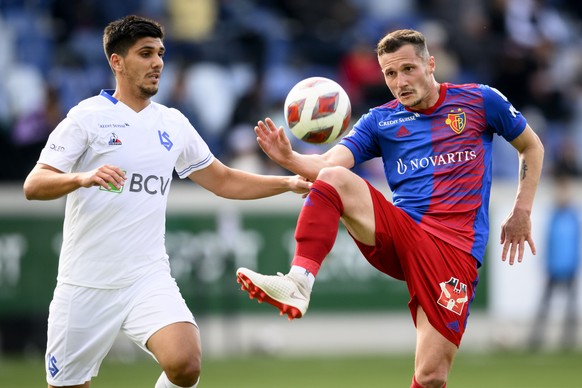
437;277;468;315
47;353;60;378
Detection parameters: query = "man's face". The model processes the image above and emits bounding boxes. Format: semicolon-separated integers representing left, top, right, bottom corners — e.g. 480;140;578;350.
378;44;435;110
116;37;165;99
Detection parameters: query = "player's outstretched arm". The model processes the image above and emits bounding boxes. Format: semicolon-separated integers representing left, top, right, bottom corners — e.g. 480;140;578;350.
188;159;311;200
23;163;126;200
255;118;355;181
500;125;544;265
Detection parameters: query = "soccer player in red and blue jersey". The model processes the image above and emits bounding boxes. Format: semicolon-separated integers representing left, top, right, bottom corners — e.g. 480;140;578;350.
236;29;544;387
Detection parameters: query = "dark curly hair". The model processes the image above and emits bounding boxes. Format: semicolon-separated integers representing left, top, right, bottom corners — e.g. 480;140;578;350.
103;15;164;60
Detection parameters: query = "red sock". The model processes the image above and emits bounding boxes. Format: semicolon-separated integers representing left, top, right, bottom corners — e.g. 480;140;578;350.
291;180;344;276
410;376;447;388
411;376;423;388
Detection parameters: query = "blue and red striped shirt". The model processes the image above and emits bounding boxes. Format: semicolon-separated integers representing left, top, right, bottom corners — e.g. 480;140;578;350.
340;83;526;264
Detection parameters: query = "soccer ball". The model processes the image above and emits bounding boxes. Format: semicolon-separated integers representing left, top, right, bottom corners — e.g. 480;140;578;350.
284;77;351;144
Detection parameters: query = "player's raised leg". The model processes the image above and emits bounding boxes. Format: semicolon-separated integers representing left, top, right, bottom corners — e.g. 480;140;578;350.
237;166;375;319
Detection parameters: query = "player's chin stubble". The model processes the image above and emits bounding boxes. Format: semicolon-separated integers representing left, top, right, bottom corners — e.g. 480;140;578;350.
139;85;158;99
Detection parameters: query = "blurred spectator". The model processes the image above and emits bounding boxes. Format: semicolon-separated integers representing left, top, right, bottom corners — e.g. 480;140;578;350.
167;0;216;42
528;170;581;351
550;138;581;177
183;62;239;155
11;85;62;147
339;40;386;115
9;84;64;180
275;0;359;68
417;21;461;83
419;0;496;82
504;0;570;50
225;124;265;174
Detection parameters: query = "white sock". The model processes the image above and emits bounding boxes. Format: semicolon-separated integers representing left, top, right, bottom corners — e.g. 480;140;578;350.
155;372;198;388
290;265;315;290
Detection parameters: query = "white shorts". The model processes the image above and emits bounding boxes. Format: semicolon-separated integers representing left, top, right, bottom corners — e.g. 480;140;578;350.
45;263;196;386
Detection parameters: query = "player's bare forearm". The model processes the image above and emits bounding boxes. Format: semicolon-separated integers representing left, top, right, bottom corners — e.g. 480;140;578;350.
276;144;355;182
24;166;82;200
23;163;126;200
220;173;311;199
500;125;544;264
189;159;311;199
510;128;544;214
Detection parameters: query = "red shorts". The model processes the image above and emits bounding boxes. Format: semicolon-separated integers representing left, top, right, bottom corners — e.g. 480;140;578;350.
352;181;479;347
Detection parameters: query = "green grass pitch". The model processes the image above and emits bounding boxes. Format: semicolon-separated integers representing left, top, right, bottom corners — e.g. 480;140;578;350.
1;351;581;387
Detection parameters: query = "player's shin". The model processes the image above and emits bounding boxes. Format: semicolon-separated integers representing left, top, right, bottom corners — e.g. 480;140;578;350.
291;180;344;282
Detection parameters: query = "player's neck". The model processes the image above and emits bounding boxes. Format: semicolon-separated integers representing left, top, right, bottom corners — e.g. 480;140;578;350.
424;81;441;109
408;81;441;112
112;87;151;113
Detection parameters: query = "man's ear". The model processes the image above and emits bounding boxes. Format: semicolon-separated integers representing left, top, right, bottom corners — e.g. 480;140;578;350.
109;53;122;73
428;55;436;75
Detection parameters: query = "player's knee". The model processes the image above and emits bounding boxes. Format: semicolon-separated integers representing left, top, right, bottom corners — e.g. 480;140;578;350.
317;166;351;186
415;370;447;388
165;356;201;387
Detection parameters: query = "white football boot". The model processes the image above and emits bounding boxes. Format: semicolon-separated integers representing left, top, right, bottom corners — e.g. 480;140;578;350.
236;267;311;320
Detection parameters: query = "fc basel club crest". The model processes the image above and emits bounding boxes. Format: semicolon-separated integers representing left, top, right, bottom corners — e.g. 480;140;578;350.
445;108;466;134
437;277;468;315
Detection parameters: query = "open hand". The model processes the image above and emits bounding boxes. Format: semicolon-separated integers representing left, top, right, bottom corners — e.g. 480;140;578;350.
500;208;536;265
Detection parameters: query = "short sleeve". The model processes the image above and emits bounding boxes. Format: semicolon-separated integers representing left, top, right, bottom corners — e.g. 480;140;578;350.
174;116;215;178
339;110;381;165
481;85;527;142
37;117;90;173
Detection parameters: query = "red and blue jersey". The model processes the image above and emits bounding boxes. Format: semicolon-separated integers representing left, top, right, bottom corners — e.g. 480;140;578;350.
339;83;527;264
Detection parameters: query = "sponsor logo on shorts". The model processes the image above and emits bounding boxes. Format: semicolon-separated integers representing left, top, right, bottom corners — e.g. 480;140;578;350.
47;353;59;378
437;277;468;315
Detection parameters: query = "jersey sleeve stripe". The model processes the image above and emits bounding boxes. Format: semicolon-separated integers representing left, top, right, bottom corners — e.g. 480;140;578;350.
177;154;214;177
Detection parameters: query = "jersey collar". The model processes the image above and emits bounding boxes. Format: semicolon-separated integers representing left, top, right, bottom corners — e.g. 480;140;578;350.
100;89;118;104
405;83;447;115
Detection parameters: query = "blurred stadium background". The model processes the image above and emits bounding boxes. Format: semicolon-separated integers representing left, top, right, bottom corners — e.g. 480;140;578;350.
1;0;582;386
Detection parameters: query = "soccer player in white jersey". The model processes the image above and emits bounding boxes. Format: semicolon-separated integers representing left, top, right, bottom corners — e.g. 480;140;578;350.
23;15;310;388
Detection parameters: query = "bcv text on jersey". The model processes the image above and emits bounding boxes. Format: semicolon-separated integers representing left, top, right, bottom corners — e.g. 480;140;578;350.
101;173;171;195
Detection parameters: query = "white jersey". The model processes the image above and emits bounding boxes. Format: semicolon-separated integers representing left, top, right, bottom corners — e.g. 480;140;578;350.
38;90;214;288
